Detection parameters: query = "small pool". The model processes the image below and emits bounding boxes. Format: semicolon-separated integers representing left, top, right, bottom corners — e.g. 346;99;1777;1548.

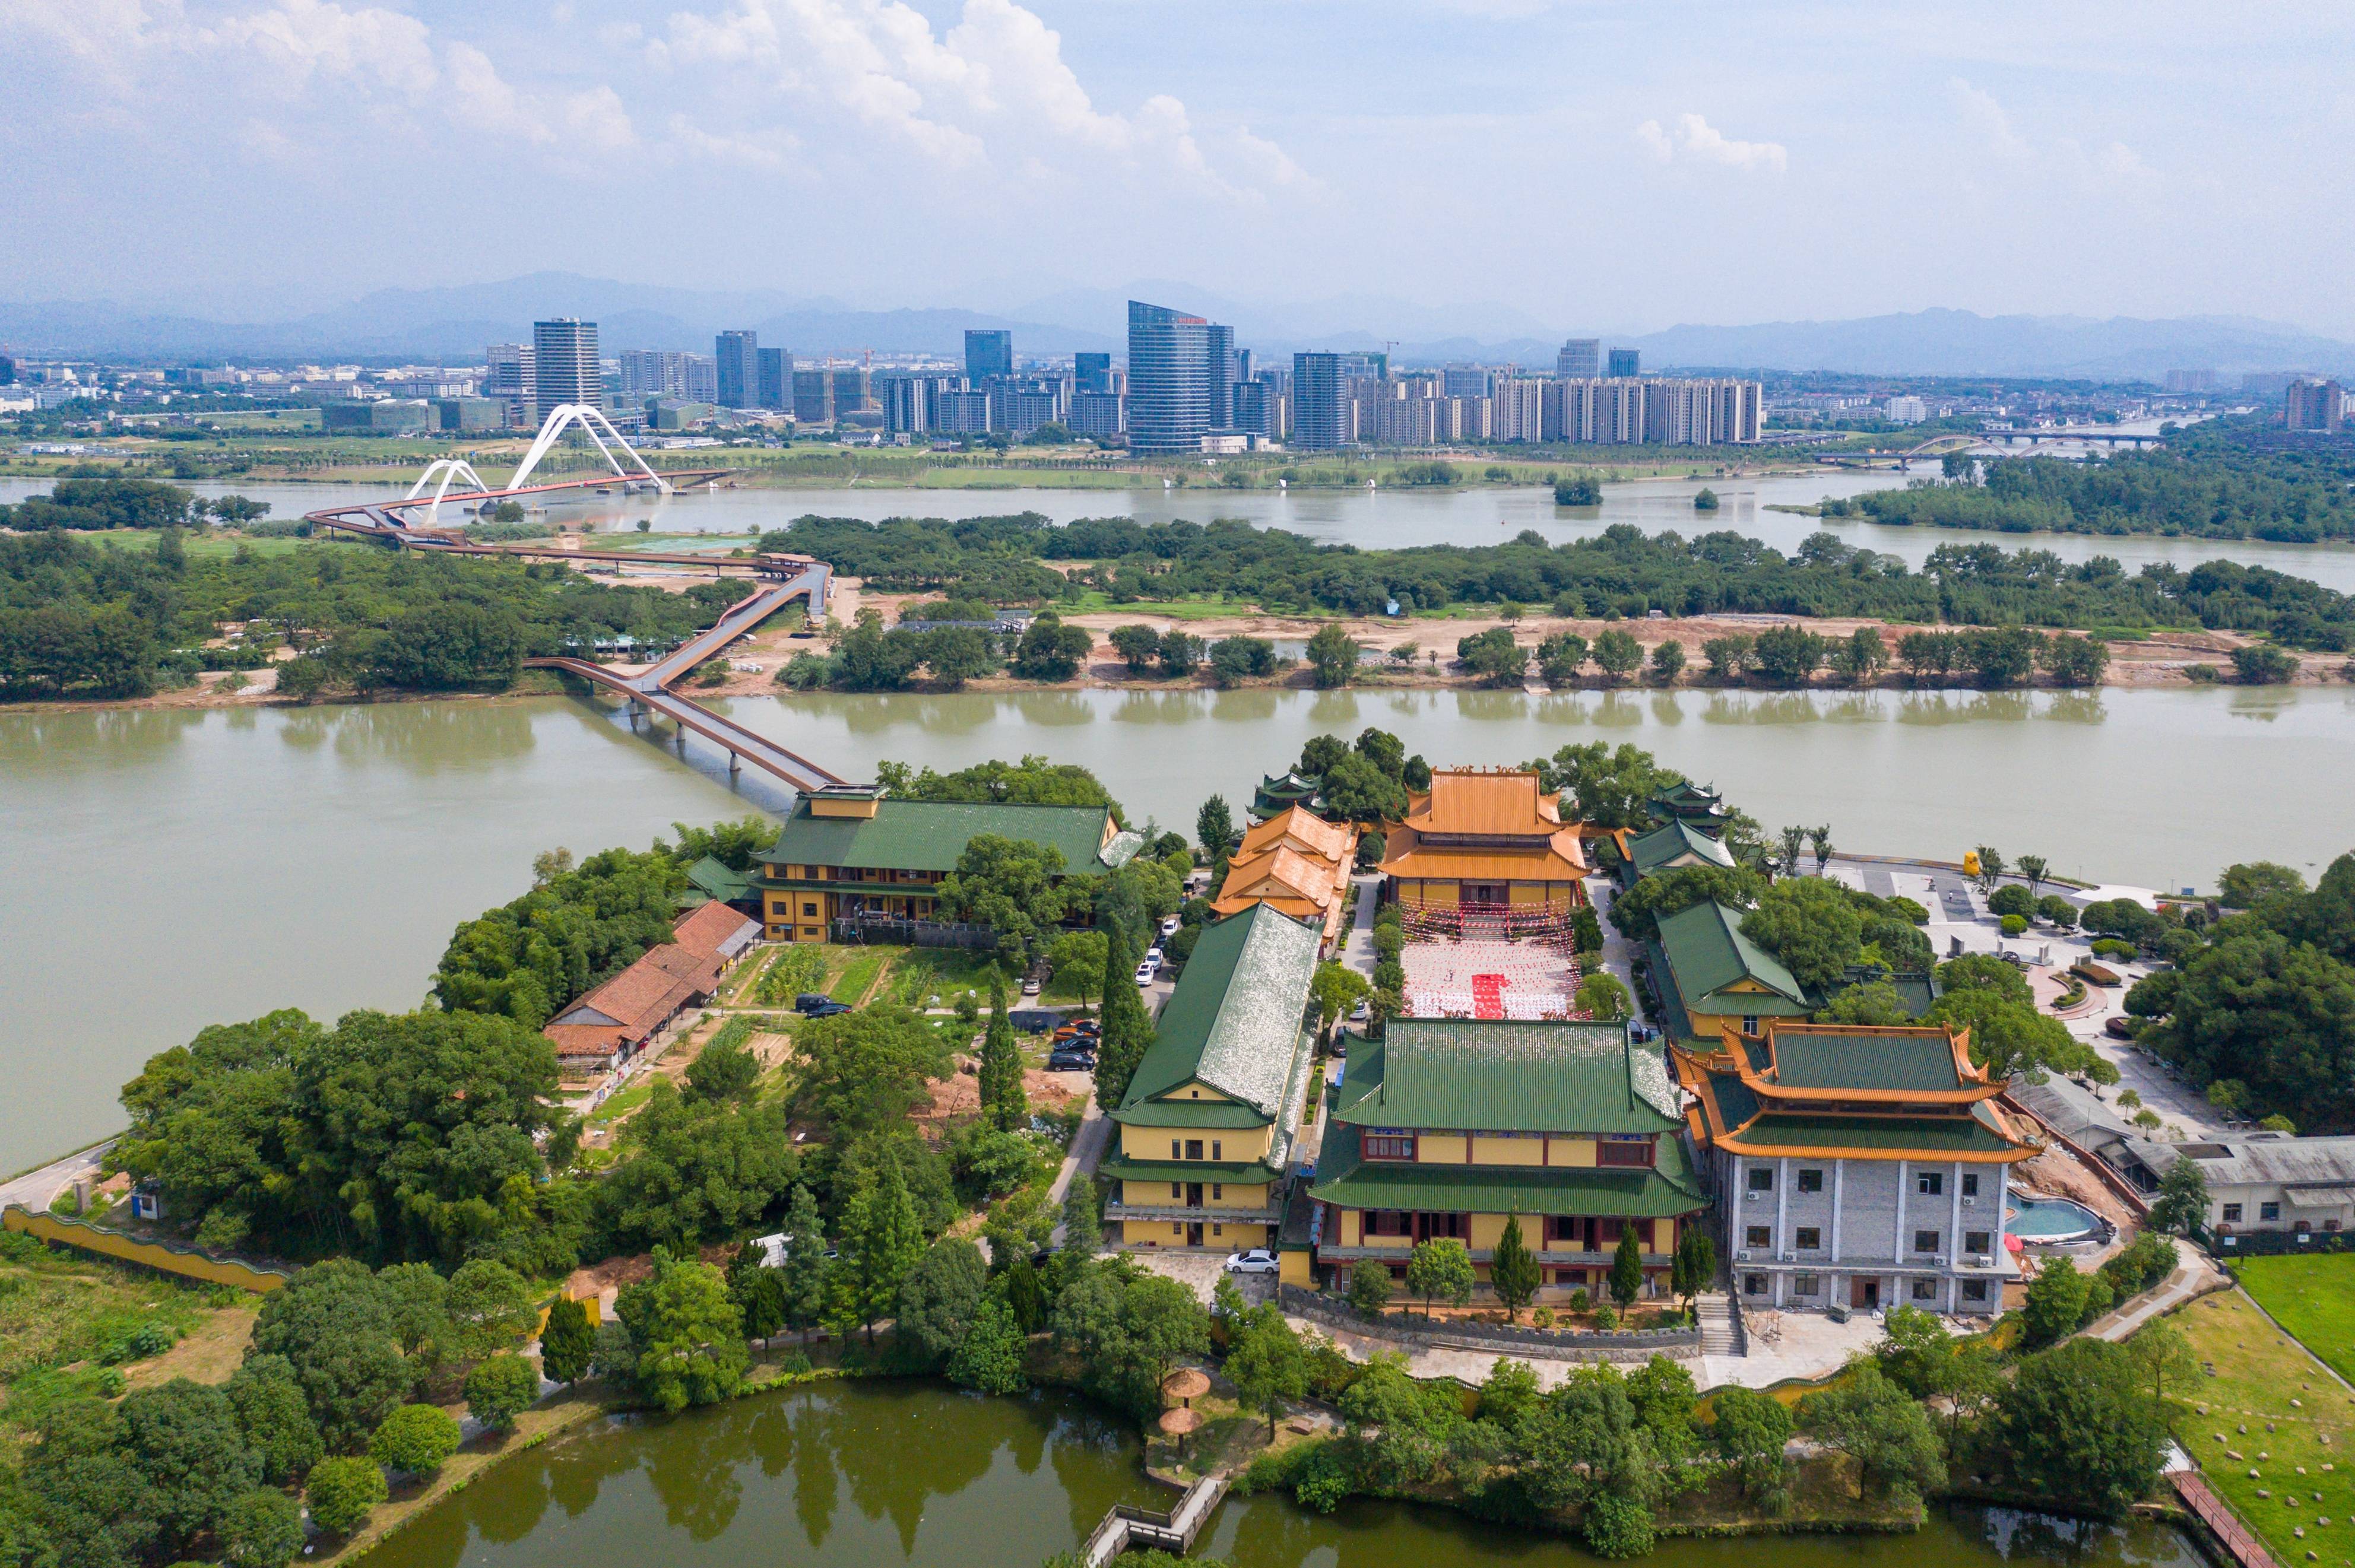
2009;1196;2106;1243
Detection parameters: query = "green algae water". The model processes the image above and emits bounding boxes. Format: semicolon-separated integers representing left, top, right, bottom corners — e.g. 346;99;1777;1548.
361;1381;2201;1568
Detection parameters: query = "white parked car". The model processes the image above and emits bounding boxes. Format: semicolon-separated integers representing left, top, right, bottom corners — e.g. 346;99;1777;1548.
1134;960;1160;985
1159;915;1181;938
1145;945;1165;963
1224;1248;1280;1275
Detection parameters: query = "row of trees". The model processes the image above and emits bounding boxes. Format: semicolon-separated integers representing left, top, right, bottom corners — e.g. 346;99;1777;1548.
761;509;2355;649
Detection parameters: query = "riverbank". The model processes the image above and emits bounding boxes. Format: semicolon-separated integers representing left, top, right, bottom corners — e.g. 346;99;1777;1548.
7;592;2344;722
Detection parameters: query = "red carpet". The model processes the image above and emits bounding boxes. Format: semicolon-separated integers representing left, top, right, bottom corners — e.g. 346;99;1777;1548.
1471;975;1506;1018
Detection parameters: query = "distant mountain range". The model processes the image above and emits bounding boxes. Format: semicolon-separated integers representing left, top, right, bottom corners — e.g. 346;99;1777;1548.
4;274;2351;380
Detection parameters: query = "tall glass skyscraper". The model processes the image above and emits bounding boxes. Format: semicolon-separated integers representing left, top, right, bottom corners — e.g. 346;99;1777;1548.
1073;352;1113;393
965;329;1013;383
1127;299;1227;455
531;318;601;419
715;329;759;408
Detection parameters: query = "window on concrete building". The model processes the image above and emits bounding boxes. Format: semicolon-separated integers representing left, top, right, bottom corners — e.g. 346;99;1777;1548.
1961;1173;1980;1197
1747;1225;1771;1248
1211;1185;1223;1200
1911;1279;1938;1301
1795;1227;1821;1250
1365;1133;1416;1160
1741;1016;1760;1033
2261;1202;2281;1222
1792;1274;1819;1296
1747;1167;1774;1192
1744;1273;1766;1296
1171;1140;1182;1158
1798;1169;1823;1193
1212;1141;1222;1160
1171;1183;1182;1199
2222;1204;2243;1223
1186;1140;1204;1160
1962;1280;1989;1303
1964;1231;1990;1255
1913;1229;1941;1255
1212;1224;1224;1237
1917;1172;1944;1196
802;902;817;917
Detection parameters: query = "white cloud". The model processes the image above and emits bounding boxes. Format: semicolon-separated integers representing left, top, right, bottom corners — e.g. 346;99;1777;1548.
654;0;1302;199
1951;76;2155;191
1948;77;2031;161
1635;113;1786;174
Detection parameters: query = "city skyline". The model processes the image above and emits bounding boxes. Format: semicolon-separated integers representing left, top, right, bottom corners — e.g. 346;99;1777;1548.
4;3;2352;336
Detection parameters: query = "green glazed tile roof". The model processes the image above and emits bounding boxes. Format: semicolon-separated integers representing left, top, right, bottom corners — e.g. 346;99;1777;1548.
1099;1156;1278;1185
1111;1099;1269;1129
1768;1030;1964;1093
686;855;755;903
1310;1124;1706;1218
755;799;1139;875
1654;901;1810;1008
1333;1018;1681;1134
1120;903;1320;1121
1626;819;1736;876
1728;1108;2027;1156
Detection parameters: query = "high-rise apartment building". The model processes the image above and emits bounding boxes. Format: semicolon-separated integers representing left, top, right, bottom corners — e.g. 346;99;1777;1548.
619;350;691;401
1441;366;1492;399
683;355;718;405
531;319;600;418
757;347;791;411
1291;351;1355;450
715;330;759;408
485;343;534;400
792;369;833;424
1491;377;1547;443
2286;378;2347;433
1070;391;1126;439
1127;300;1227;454
1074;352;1114;394
1608;347;1641;378
965;329;1013;383
1556;338;1600;378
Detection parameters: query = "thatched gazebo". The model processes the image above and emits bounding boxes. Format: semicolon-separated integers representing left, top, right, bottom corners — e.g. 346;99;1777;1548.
1158;1405;1204;1462
1161;1368;1210;1408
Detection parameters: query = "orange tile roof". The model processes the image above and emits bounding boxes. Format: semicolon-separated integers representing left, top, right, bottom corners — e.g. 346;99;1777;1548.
1401;769;1562;836
1237;805;1355;864
1379;826;1590;883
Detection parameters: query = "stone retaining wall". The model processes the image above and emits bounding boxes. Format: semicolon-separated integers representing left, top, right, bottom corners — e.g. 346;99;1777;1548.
1279;1284;1700;1360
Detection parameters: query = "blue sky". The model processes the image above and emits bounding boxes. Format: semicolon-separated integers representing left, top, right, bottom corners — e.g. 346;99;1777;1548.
5;0;2351;333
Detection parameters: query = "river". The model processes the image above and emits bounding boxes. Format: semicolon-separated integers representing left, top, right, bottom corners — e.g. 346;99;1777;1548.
8;684;2353;1172
11;471;2355;590
362;1380;2200;1568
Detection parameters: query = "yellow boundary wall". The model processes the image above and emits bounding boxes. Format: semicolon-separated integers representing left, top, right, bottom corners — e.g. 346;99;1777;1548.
2;1204;293;1293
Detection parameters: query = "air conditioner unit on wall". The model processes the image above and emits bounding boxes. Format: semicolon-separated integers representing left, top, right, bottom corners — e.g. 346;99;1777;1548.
1735;1250;1752;1262
1962;1195;1976;1207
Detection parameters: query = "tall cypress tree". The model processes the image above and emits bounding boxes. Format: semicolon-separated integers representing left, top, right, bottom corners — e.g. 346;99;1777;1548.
1093;925;1153;1111
978;978;1028;1132
1490;1212;1540;1323
781;1183;829;1330
1610;1224;1646;1310
850;1160;924;1342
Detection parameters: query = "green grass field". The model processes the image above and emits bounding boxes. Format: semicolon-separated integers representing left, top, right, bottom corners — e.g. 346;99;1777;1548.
2172;1288;2355;1566
826;949;893;1005
2236;1254;2355;1388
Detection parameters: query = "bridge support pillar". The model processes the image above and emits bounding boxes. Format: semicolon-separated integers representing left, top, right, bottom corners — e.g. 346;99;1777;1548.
728;751;741;777
674;728;686;756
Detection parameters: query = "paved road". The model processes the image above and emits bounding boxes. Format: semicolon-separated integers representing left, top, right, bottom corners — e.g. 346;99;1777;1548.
0;1141;115;1212
1340;872;1380;981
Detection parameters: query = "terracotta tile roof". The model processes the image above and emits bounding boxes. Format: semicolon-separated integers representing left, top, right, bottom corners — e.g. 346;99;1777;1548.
672;901;759;960
543;942;722;1061
1402;769;1562;836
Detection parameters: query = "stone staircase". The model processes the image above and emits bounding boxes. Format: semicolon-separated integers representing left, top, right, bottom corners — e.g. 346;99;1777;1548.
1696;1293;1741;1356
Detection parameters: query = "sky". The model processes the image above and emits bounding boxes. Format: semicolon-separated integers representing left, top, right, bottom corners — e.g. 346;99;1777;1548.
5;0;2353;335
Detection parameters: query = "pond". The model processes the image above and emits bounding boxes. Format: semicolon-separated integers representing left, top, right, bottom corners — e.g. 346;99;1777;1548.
363;1380;2204;1568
